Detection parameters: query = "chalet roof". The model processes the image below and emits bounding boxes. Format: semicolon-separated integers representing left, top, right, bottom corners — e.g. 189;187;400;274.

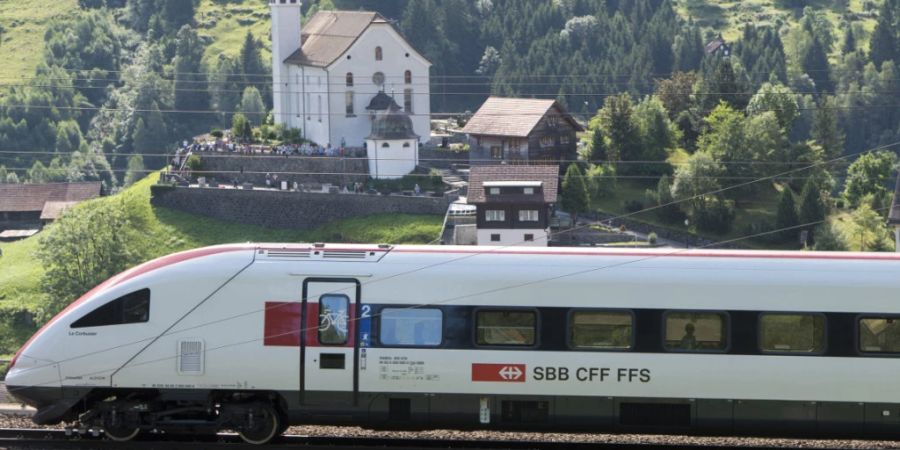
889;173;900;225
0;182;101;213
468;165;559;204
461;97;584;138
40;201;80;220
283;11;389;67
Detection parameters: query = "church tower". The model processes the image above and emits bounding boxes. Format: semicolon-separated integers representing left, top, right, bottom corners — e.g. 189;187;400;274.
269;0;302;126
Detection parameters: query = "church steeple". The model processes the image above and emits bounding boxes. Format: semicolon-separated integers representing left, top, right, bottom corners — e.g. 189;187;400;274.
269;0;302;126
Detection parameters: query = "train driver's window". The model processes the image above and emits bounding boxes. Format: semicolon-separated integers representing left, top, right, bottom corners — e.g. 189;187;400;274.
859;317;900;353
476;310;536;346
570;311;633;350
663;311;727;352
379;308;442;346
71;289;151;328
760;313;825;353
318;294;349;345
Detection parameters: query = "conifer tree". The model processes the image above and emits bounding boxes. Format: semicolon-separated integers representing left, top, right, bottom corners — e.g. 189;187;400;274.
561;163;590;226
798;178;826;242
870;0;898;67
776;188;800;243
842;25;857;54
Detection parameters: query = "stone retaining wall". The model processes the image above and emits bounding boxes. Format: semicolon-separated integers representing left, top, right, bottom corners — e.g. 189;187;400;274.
151;186;455;230
188;154;369;187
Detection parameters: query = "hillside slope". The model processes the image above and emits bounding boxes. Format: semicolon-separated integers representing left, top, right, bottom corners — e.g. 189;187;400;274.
0;0;79;85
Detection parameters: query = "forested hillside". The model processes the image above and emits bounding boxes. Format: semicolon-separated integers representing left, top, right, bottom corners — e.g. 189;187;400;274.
0;0;898;250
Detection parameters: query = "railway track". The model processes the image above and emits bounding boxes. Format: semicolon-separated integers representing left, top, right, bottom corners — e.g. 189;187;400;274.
0;429;811;450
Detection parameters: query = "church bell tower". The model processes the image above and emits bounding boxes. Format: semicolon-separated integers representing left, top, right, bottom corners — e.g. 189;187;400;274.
269;0;302;126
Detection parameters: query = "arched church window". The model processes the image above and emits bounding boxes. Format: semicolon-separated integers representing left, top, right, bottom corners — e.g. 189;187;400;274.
405;70;412;84
381;142;390;148
346;73;353;87
375;46;383;61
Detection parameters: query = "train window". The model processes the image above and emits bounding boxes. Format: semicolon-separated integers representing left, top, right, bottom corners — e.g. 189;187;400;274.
570;310;633;350
71;289;150;328
663;311;727;352
760;313;825;353
476;310;536;346
379;308;442;346
318;295;349;345
859;317;900;354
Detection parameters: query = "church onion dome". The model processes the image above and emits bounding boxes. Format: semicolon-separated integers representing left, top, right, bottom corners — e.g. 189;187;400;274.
366;92;402;112
368;110;419;140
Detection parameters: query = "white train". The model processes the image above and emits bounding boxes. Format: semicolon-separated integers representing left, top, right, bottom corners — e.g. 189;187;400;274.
7;243;900;444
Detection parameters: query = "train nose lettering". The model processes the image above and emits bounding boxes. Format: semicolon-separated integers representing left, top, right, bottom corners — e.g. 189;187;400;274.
472;363;526;382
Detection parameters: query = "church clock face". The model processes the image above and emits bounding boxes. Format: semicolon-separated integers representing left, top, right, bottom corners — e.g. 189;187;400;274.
372;72;385;87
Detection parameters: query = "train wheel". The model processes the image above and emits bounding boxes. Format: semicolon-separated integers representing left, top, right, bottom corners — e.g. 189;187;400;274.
104;425;140;442
237;403;281;445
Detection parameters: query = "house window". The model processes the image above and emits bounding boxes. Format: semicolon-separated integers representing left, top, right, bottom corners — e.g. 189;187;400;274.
560;135;570;145
523;187;534;195
375;46;383;61
485;210;505;221
540;136;554;147
403;142;411;148
404;88;413;113
345;91;354;116
490;146;503;159
405;70;412;84
524;234;534;242
489;187;500;195
381;142;390;148
346;72;353;87
518;210;539;222
547;115;559;127
490;234;501;242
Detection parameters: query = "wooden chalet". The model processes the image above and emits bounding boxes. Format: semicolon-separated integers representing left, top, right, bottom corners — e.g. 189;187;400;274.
467;165;559;246
462;97;584;166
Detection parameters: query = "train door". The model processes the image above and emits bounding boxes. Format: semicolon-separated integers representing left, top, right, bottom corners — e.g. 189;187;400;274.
301;278;360;406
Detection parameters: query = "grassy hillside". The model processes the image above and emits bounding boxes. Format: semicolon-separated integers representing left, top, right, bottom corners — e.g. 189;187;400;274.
675;0;879;52
197;0;271;67
0;0;79;84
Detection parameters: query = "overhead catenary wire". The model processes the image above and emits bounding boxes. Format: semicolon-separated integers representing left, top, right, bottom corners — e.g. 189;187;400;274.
6;137;900;391
0;149;860;167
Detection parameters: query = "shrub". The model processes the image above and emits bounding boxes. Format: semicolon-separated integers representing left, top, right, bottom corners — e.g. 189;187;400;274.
210;128;224;139
647;232;658;244
185;154;202;171
693;197;735;234
624;199;644;213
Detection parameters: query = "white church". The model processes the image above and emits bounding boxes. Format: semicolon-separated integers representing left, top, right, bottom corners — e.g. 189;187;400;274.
269;0;431;157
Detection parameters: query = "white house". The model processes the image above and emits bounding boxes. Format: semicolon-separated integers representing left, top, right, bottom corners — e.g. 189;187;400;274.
269;0;431;149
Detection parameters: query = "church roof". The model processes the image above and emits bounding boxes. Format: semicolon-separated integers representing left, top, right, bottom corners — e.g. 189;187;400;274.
368;110;419;140
366;91;402;112
462;97;584;138
284;11;389;67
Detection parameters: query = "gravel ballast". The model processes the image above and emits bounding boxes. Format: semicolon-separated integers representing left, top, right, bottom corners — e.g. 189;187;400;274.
3;414;900;448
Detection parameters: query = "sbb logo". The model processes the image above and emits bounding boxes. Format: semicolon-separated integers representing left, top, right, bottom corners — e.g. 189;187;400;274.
471;363;526;382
